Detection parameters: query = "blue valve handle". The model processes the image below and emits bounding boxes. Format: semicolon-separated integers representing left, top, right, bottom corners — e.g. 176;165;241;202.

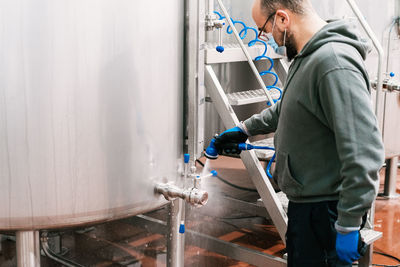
216;46;225;53
179;223;185;234
184;153;190;163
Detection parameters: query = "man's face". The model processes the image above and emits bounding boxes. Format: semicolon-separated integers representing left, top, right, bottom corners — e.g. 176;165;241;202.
252;0;298;61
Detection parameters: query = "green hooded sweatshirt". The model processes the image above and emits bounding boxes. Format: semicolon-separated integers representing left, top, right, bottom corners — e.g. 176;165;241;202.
243;20;384;228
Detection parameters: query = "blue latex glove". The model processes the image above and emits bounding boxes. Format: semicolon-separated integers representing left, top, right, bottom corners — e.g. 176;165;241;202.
220;126;245;136
336;231;360;264
214;126;248;154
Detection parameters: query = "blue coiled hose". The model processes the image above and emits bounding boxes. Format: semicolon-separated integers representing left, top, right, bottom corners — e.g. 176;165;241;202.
214;10;280;179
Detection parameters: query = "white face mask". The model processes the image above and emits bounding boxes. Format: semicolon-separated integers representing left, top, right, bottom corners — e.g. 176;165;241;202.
269;15;287;57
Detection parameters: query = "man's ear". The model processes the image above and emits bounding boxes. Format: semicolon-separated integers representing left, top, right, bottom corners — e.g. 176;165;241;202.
275;10;290;31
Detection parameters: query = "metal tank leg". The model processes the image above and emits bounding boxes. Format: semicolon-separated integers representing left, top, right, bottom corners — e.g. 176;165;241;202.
16;231;40;267
384;157;399;198
358;244;373;267
167;199;185;267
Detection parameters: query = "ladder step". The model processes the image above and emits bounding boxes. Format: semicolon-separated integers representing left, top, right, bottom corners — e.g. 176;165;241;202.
257;192;288;213
276;192;289;212
205;43;282;64
227;89;281;106
251;138;275;160
262;193;382;245
360;228;382;245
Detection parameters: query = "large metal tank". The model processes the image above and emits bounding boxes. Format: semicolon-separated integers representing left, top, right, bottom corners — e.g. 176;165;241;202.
0;0;184;230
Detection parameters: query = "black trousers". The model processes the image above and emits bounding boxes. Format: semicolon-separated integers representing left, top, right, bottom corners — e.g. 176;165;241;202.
286;201;367;267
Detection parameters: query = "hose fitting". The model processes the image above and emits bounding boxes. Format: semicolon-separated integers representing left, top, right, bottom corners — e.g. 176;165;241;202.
155;183;208;206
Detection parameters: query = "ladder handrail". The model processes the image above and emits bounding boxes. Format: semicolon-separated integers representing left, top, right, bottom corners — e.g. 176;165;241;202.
346;0;384;130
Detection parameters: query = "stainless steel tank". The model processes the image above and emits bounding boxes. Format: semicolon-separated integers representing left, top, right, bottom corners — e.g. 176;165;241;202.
0;0;184;230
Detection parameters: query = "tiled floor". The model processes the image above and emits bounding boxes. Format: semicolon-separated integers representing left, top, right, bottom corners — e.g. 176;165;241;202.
372;166;400;266
0;156;399;266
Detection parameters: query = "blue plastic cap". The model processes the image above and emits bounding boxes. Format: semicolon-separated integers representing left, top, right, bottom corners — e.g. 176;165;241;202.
216;46;225;53
184;154;190;163
179;223;185;234
211;170;218;177
390;72;395;77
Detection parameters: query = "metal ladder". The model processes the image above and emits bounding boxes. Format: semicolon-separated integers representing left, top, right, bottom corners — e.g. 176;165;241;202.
205;0;290;246
204;1;383;266
205;53;289;244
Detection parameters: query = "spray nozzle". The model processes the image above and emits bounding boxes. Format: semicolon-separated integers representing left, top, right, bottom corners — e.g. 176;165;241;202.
205;138;219;159
199;170;218;180
205;138;275;159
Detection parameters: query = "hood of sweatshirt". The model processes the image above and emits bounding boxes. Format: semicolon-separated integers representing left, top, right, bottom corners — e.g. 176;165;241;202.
296;19;371;60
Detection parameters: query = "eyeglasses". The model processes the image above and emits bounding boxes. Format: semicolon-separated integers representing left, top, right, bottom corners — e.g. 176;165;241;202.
257;12;276;41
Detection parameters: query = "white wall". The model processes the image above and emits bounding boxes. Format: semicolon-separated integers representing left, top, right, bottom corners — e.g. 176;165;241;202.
310;0;400;79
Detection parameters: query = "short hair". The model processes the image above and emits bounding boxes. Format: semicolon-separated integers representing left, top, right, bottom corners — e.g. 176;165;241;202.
260;0;306;15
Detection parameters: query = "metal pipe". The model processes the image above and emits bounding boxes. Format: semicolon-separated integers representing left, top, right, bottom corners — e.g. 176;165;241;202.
386;20;397;74
167;199;185;267
208;0;214;16
216;0;276;107
16;231;40;267
41;232;85;267
346;0;384;129
384;157;399;198
396;1;400;33
218;27;223;47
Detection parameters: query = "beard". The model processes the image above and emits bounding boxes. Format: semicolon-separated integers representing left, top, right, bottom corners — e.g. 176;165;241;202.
285;32;298;61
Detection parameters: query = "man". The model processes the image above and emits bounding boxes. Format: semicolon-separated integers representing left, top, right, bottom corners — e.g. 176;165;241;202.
211;0;385;266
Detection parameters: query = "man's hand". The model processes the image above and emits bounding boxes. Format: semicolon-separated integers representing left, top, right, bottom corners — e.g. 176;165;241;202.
214;126;248;154
336;231;360;264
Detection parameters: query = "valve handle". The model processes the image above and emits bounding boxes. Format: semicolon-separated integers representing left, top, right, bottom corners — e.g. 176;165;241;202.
179;221;185;234
216;46;225;53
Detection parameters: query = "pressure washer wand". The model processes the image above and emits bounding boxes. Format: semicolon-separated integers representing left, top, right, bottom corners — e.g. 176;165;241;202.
237;143;274;151
205;139;274;159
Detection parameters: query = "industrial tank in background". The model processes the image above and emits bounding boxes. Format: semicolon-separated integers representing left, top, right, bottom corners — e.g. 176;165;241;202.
0;0;184;230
